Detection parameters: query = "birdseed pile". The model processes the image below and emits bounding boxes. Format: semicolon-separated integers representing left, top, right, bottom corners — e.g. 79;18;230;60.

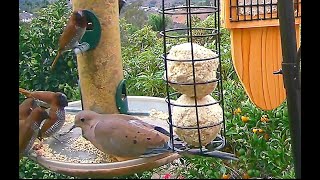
149;109;169;121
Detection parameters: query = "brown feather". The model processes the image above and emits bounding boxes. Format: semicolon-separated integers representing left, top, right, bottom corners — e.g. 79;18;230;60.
19;88;32;98
19;98;37;120
50;51;61;70
38;107;58;138
19;107;48;159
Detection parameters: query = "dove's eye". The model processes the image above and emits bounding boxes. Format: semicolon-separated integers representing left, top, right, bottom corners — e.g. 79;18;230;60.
80;118;85;122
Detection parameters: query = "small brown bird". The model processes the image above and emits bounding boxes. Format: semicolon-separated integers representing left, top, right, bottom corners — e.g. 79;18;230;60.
19;107;49;160
69;110;239;161
51;10;87;70
19;97;50;121
19;88;68;140
19;98;37;121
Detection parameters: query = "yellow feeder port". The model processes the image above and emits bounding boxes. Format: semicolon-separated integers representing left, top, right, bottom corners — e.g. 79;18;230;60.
221;0;301;110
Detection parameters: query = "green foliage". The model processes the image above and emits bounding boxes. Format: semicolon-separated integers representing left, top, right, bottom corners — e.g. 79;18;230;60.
19;158;75;179
121;0;148;29
19;0;80;103
148;13;172;32
223;100;293;178
120;24;174;97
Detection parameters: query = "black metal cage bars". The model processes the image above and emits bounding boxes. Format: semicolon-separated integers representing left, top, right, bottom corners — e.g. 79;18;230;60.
229;0;301;22
159;0;228;155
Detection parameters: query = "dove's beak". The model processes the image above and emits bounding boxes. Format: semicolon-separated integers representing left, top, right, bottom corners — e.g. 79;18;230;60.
68;124;77;132
59;124;77;137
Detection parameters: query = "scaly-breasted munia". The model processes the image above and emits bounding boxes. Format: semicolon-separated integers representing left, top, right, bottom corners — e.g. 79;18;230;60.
51;10;87;70
19;107;49;160
19;88;68;140
19;98;37;121
19;97;50;121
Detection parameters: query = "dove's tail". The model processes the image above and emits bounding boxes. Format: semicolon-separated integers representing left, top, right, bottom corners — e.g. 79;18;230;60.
152;125;238;160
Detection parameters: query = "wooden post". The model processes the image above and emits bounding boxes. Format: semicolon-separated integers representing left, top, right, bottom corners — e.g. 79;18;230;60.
72;0;123;114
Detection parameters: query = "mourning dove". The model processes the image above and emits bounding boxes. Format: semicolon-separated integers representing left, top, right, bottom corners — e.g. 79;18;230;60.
19;107;49;160
69;110;238;161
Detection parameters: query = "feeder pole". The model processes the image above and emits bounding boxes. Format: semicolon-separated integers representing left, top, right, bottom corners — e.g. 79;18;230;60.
72;0;124;114
277;0;301;178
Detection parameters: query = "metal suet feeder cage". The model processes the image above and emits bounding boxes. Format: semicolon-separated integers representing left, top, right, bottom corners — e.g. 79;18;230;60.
221;0;301;110
28;0;238;178
159;0;233;157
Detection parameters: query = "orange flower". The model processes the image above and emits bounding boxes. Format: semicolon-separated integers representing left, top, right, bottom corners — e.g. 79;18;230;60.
241;116;249;123
242;173;250;179
222;174;231;179
264;134;270;141
258;129;264;133
234;108;241;115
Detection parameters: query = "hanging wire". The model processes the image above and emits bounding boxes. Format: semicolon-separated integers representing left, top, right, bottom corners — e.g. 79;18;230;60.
161;0;175;152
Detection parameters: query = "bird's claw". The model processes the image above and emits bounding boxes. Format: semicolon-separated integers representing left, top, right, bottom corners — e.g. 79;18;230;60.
35;149;44;156
28;149;44;158
32;143;43;151
78;45;84;56
74;42;88;56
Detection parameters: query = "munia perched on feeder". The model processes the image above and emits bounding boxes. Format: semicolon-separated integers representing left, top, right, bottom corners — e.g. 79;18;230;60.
68;110;238;161
19;107;49;160
19;88;68;140
51;0;126;70
50;10;88;70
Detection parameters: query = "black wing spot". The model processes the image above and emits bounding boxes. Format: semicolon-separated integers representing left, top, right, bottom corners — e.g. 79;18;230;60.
133;140;137;144
147;138;151;140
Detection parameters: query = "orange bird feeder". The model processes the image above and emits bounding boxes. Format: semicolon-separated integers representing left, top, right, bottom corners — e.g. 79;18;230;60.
221;0;301;110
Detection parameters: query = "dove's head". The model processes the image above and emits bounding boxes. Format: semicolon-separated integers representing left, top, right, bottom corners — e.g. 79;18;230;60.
69;110;99;131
